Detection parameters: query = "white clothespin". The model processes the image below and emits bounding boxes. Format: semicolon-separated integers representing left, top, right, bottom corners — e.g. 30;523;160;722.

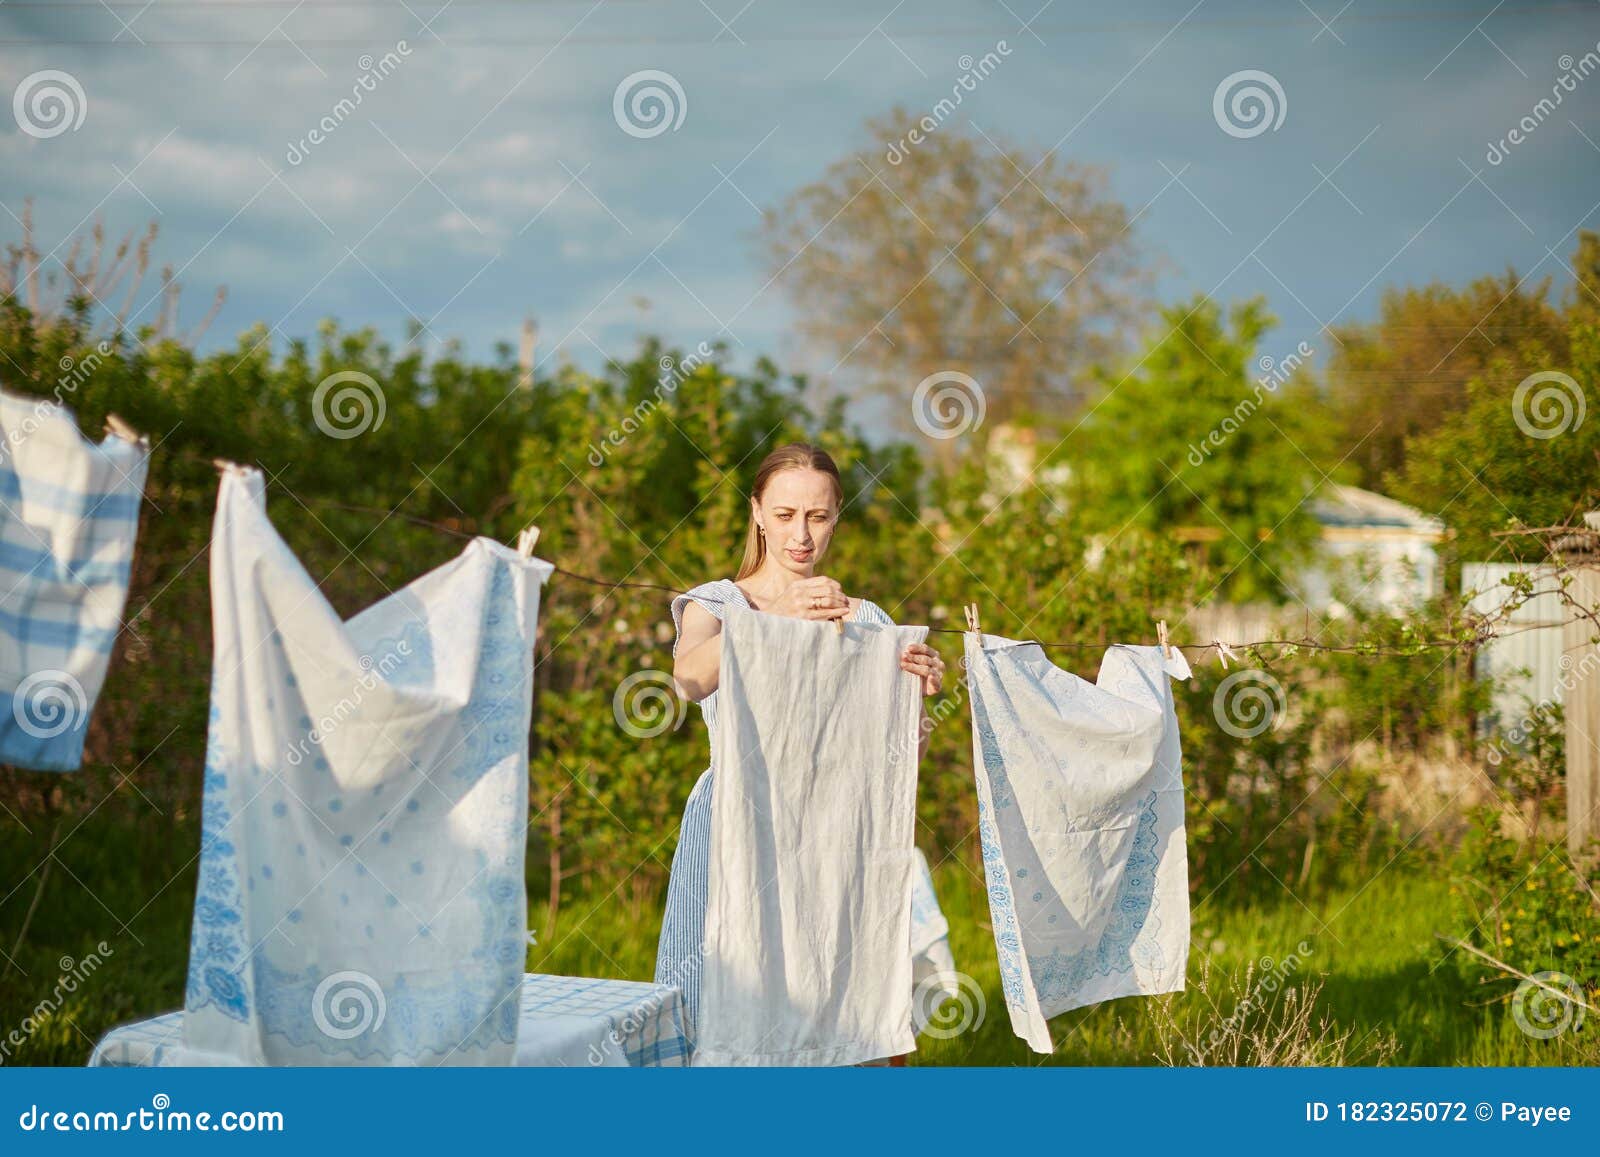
1156;619;1172;660
1215;639;1238;670
104;413;146;446
516;526;541;559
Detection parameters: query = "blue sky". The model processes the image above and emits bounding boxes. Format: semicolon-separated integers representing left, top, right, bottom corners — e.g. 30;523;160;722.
2;0;1598;398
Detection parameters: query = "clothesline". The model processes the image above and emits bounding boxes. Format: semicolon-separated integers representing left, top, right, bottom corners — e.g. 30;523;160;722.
64;434;1531;663
292;495;1520;662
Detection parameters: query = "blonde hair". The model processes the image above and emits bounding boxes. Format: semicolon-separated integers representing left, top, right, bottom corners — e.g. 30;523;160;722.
735;443;844;581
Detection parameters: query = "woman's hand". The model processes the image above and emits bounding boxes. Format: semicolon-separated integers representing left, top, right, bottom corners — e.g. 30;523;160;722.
765;576;851;622
900;641;944;696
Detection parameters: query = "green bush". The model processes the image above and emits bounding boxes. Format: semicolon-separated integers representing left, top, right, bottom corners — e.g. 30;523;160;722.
1452;806;1600;997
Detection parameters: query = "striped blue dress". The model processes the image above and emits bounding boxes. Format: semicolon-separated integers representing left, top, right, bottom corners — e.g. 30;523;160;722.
654;579;926;1052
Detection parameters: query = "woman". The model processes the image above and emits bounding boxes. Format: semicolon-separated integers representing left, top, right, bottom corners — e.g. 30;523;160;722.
655;441;946;1060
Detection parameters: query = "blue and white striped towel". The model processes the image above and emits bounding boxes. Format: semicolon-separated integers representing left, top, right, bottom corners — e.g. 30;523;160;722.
0;390;147;772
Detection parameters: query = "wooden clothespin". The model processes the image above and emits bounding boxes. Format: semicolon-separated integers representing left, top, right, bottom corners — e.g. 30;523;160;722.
964;602;981;633
516;526;541;559
104;413;146;445
1156;619;1172;660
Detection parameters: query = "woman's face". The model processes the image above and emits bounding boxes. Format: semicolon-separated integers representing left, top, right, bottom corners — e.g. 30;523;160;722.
754;468;840;575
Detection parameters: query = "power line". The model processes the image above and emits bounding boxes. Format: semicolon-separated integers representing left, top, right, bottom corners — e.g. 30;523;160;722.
6;0;1588;15
3;2;1593;46
9;0;650;5
10;0;649;5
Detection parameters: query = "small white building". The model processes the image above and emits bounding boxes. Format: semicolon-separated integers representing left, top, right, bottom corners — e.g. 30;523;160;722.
974;426;1450;630
1174;484;1448;649
1287;484;1448;613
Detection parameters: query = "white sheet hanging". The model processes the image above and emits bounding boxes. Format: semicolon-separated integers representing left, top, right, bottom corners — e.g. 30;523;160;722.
183;466;553;1065
695;605;929;1066
909;846;960;1033
964;633;1191;1053
0;390;147;771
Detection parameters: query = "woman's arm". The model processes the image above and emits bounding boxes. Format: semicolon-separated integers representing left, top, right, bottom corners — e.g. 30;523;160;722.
672;601;724;702
673;579;853;702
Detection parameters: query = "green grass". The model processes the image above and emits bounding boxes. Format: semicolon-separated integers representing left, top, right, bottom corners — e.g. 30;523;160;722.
0;810;1586;1066
913;856;1483;1066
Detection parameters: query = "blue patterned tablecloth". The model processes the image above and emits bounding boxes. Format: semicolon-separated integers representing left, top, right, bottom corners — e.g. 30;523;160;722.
88;973;688;1068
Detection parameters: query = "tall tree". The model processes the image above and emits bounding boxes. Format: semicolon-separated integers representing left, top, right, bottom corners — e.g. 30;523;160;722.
1562;228;1600;329
758;105;1150;440
1326;252;1576;489
1066;294;1341;603
1389;317;1599;563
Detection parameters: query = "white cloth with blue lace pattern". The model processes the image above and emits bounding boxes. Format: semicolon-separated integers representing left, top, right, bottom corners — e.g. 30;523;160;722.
183;466;552;1065
964;633;1191;1053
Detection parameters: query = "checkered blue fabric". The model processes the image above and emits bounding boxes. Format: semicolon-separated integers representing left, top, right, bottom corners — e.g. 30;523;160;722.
87;973;689;1068
0;391;147;772
519;973;690;1067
